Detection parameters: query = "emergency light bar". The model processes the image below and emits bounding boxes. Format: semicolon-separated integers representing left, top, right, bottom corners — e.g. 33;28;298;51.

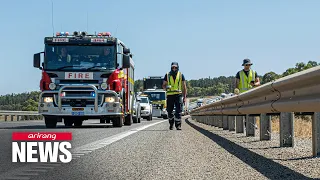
54;31;112;38
98;32;111;37
56;32;69;36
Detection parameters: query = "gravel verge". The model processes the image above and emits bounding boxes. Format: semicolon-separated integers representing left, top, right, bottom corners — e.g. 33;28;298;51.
189;117;319;179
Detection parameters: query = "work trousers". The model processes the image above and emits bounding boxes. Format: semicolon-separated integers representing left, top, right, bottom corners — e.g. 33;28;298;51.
166;94;182;127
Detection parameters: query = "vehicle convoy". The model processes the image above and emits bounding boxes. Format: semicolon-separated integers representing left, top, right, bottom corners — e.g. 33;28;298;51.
197;99;203;107
33;31;135;128
141;76;168;119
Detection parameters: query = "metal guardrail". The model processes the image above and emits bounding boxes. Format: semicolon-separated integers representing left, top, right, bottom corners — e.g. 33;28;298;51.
0;111;42;121
190;66;320;157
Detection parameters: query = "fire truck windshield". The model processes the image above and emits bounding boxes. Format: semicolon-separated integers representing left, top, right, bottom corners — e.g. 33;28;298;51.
44;45;116;71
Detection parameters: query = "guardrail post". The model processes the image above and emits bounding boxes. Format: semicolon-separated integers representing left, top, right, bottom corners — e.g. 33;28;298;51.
211;116;214;126
218;115;223;128
312;112;320;157
228;116;235;131
214;116;218;127
222;115;228;130
246;115;255;136
260;114;271;140
280;112;294;147
236;116;244;133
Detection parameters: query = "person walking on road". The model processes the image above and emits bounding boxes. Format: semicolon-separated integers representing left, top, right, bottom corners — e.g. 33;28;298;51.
162;62;187;130
234;58;260;94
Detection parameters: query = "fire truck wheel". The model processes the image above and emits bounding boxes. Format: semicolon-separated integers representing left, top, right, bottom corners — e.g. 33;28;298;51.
113;116;123;127
124;114;133;126
44;116;57;128
74;120;83;127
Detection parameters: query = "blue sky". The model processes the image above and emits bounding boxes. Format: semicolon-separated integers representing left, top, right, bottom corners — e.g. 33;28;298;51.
0;0;319;95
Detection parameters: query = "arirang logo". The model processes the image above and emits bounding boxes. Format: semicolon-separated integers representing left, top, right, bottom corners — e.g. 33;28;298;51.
12;132;72;163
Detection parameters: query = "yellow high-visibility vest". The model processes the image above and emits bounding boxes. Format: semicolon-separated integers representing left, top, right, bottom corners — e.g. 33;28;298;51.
238;69;255;93
58;54;72;63
166;71;182;95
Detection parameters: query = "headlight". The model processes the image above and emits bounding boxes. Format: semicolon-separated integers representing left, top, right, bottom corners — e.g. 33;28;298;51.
44;97;53;103
101;83;108;90
49;83;56;90
105;96;115;103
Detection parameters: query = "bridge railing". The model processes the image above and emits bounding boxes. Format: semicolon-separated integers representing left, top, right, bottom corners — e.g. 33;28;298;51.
190;66;320;157
0;110;42;121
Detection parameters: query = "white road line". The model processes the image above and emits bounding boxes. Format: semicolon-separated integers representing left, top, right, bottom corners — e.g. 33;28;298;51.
0;120;166;180
71;120;166;153
72;153;85;156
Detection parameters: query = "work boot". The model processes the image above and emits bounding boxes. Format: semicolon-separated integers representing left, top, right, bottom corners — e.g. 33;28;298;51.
169;124;173;130
175;117;181;130
169;117;174;130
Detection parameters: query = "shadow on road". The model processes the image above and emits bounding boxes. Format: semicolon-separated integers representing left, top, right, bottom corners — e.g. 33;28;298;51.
186;119;312;180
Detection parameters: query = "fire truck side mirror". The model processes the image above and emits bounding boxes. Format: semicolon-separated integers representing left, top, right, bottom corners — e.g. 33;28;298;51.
122;55;130;68
123;48;130;54
33;53;41;69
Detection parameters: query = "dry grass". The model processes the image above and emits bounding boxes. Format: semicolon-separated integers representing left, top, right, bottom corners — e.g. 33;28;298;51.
255;116;312;139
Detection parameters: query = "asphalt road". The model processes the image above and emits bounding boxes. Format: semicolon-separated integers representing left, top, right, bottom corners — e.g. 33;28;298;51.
0;117;318;180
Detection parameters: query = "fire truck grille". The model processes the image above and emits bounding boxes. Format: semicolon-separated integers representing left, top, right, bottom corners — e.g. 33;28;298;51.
152;104;163;109
54;92;103;107
62;99;102;107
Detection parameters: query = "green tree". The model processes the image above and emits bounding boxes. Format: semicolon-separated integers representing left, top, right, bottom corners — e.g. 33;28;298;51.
262;71;280;84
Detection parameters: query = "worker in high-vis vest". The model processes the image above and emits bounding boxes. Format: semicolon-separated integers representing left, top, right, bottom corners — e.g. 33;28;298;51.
162;62;187;130
235;59;260;94
57;47;72;63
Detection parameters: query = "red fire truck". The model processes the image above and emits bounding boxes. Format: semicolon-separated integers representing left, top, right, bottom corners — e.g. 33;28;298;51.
33;31;135;128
